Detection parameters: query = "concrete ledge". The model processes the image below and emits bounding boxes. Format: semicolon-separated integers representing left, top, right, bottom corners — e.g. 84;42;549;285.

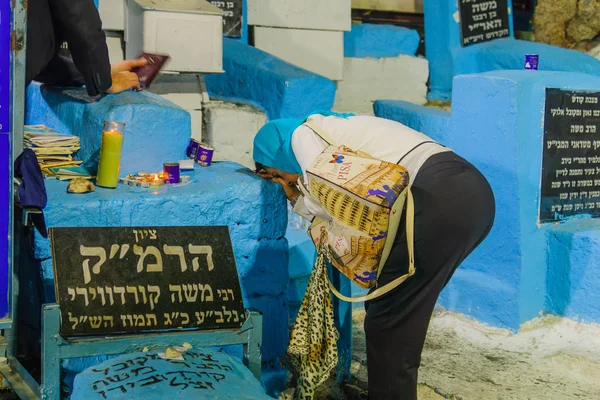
25;82;191;175
204;38;337;119
454;39;600;78
430;38;600;100
373;100;451;141
344;23;420;58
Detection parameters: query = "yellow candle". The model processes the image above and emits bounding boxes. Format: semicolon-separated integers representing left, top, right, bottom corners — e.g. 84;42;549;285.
96;121;125;188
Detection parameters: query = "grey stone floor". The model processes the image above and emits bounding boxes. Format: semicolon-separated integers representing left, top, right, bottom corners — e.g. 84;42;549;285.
346;309;600;400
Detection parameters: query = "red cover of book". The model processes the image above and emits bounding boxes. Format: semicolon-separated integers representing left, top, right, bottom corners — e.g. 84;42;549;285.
132;53;170;89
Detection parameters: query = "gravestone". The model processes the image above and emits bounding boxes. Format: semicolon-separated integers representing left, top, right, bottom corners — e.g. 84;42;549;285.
50;226;246;336
71;349;271;399
209;0;243;38
459;0;510;46
540;89;600;223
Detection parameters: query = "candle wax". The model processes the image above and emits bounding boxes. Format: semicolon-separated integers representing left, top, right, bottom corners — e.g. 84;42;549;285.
96;131;124;188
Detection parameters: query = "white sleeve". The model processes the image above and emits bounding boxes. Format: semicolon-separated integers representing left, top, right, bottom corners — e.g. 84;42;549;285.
292;185;331;221
291;124;328;183
292;196;315;222
290;126;330;221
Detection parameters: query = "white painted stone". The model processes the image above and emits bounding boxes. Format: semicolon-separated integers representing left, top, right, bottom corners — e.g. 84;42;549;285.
125;0;224;73
253;27;344;81
99;0;126;31
105;32;125;64
333;56;429;115
203;101;267;169
149;74;205;140
149;74;204;109
248;0;351;32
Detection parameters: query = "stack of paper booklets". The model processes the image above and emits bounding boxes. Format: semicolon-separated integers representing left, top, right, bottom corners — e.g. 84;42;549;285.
24;125;93;180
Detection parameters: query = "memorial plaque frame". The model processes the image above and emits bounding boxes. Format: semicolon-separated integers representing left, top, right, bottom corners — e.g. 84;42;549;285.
459;0;510;47
50;226;247;336
540;88;600;223
209;0;242;38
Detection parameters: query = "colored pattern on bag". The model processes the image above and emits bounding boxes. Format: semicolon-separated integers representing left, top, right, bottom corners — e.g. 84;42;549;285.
307;146;410;289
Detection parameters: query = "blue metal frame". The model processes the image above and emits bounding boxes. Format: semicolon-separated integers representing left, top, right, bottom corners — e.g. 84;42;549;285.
41;304;263;400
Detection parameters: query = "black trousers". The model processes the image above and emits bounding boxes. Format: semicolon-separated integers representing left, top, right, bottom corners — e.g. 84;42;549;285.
364;151;495;399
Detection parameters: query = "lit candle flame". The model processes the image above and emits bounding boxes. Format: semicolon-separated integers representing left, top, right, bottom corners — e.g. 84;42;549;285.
153;174;160;182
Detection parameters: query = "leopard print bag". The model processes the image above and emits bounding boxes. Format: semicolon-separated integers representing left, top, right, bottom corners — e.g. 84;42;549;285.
287;229;339;399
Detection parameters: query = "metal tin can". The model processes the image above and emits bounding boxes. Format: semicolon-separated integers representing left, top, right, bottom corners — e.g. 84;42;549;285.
163;162;180;184
196;143;214;167
525;54;539;70
186;139;201;160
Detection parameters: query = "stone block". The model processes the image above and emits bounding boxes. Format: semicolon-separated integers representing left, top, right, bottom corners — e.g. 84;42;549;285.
70;350;271;399
373;100;451;141
441;71;600;329
203;101;267;169
248;0;351;32
98;0;126;31
30;163;289;384
149;74;204;110
454;39;600;81
253;27;344;81
33;162;287;261
125;0;224;73
423;0;515;101
423;0;600;100
25;82;191;175
344;23;420;58
148;74;205;140
333;56;428;114
204;38;336;120
105;32;125;64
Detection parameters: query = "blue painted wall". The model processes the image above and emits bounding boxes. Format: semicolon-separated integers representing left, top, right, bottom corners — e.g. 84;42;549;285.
375;70;600;330
424;0;600;101
205;38;336;120
344;23;420;58
424;0;514;100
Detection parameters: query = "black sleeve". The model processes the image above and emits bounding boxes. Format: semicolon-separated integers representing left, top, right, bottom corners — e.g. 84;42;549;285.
34;52;86;87
48;0;112;96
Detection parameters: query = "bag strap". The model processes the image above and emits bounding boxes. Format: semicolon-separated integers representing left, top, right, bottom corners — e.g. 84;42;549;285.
303;120;337;146
327;187;416;303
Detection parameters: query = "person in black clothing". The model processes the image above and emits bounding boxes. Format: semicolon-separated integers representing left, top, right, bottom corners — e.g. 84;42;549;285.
26;0;146;96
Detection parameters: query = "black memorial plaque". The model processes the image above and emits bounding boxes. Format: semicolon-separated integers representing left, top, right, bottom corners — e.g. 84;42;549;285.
210;0;243;38
540;89;600;223
459;0;510;46
50;226;246;336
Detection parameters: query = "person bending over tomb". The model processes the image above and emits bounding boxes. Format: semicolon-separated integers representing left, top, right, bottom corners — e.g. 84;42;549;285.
253;112;496;399
26;0;147;96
